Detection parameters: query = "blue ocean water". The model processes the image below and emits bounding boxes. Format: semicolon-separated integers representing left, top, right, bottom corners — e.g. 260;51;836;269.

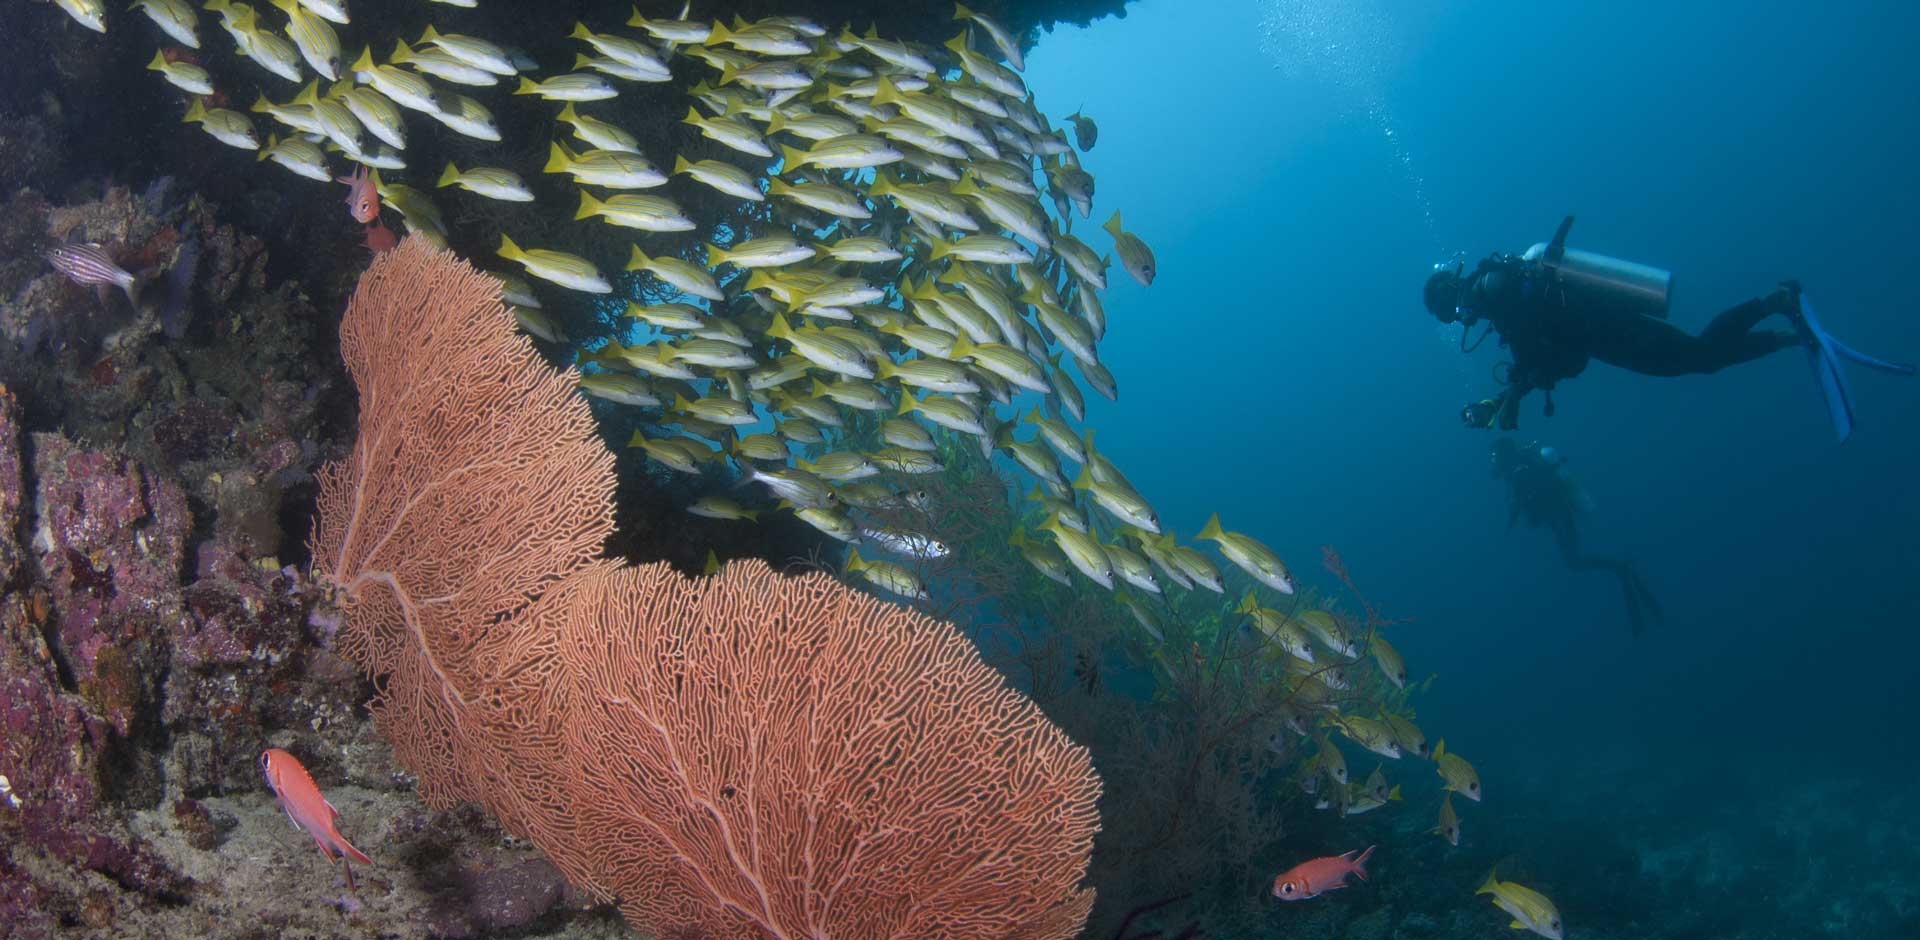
1029;0;1919;929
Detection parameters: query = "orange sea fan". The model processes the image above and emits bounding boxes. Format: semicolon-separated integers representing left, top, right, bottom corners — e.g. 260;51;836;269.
311;237;1100;939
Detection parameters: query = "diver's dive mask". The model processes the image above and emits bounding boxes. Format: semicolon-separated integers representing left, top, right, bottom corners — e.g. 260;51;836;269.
1424;259;1476;325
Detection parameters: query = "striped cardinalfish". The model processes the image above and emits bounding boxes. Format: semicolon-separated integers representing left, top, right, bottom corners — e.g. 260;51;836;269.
44;243;145;306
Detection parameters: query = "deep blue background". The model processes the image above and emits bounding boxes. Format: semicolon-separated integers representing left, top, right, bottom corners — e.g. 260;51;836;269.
1024;0;1919;801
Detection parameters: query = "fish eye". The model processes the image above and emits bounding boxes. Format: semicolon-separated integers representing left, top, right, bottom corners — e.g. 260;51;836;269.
1280;883;1295;895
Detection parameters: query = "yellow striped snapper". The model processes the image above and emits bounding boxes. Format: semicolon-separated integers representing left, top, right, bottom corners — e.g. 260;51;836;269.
370;171;446;234
940;82;1010;121
930;235;1034;266
1047;356;1086;422
490;271;541;308
54;0;106;32
792;505;859;543
844;549;927;601
688;497;757;522
576;192;693;232
952;177;1049;247
744;466;838;510
293;0;345;22
879;321;956;358
514;306;561;343
426;93;499;141
1431;740;1482;801
872;77;996;157
603;342;696;381
1028;485;1088;533
875;358;980;394
708;235;816;270
1332;714;1401;759
1103;211;1157;287
867;175;978;231
797;452;878;482
1004;437;1065;488
791;276;884;312
779;135;903;171
146;51;214;95
516;73;617;101
954;2;1023;70
1166;540;1225;592
765;110;858;141
556;102;639;153
249;91;325;136
808;377;885;411
672;394;757;427
1069;467;1159;533
721;61;816;92
437;163;533;202
1476;871;1561;940
1385;712;1429;759
580;373;660;407
626;246;723;300
730;434;790;462
223;5;305;83
629;432;713;475
257;134;329;181
1030;295;1098;365
673;156;764;202
546;141;665;188
838;27;937;75
668;335;756;368
268;0;341;80
1369;636;1408;689
1432;793;1460;846
569;22;669;78
1196;513;1294;594
623;301;704;330
767;312;872;377
183;99;259;149
627;3;711;44
863;116;969;161
1035;514;1113;589
134;0;199;47
774;390;842;427
948;335;1048;393
1105;541;1161;593
1021;412;1087;464
775;417;825;445
683;44;757;77
291;81;366;155
944;31;1025;99
335;141;405;171
1080;357;1118;401
331;82;406;149
683;107;772;158
1075;279;1107;339
498;233;610;294
939;265;1024;348
349;47;444;115
1052;228;1110;290
880;418;937;452
1236;594;1314;662
1297;610;1356;658
768;178;872;220
898;392;984;436
390;37;499;86
1010;530;1073;586
574;52;670;84
708;19;814;57
418;24;516;75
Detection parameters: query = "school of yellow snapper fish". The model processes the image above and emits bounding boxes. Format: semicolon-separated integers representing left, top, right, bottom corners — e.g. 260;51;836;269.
48;0;1562;934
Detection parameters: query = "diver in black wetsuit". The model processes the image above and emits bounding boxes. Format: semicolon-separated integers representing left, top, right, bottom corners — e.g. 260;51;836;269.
1488;438;1662;637
1425;215;1806;430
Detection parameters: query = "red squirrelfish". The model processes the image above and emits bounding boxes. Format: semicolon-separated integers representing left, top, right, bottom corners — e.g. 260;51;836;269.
361;220;398;254
337;164;380;223
1272;845;1375;901
260;748;372;888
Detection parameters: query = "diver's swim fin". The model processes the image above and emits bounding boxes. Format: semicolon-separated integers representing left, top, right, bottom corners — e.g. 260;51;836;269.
1798;294;1915;443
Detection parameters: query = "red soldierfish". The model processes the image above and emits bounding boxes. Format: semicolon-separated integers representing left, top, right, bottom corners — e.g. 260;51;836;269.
260;748;372;889
337;164;380;223
1272;845;1375;900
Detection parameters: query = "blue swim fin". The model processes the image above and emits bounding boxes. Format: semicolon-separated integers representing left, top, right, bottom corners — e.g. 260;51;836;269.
1798;294;1915;443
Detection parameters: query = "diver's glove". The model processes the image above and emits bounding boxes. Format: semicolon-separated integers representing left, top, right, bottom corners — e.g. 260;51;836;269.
1461;399;1500;429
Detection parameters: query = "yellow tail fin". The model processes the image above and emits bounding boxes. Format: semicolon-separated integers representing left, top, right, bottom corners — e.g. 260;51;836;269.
1197;512;1225;542
436;162;460;188
574;191;601;221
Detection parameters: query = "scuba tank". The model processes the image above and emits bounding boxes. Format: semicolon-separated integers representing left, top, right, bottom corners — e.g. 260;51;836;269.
1522;215;1673;319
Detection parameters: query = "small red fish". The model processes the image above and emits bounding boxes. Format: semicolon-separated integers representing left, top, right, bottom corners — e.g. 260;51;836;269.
260;748;372;889
336;164;380;224
1272;845;1374;900
361;220;398;254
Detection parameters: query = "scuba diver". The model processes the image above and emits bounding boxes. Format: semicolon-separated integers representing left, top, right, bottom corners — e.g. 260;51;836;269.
1488;438;1661;637
1426;216;1914;439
